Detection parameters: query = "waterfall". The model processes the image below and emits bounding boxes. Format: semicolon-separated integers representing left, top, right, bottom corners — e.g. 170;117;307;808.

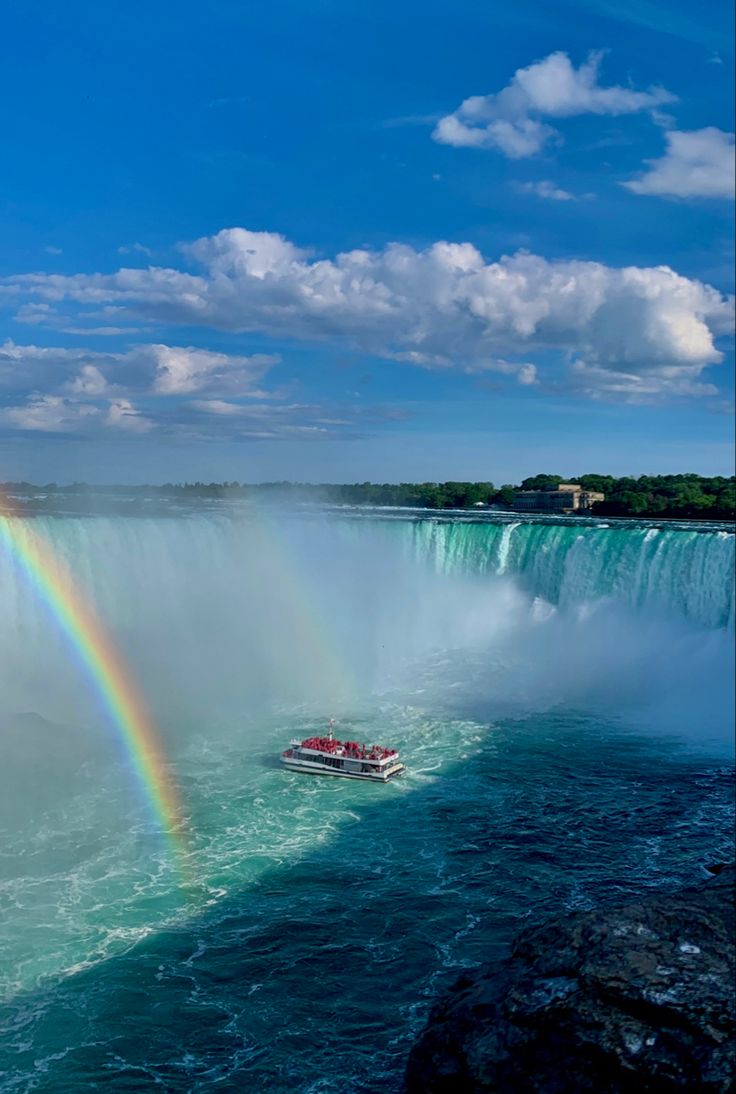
401;518;734;630
0;509;732;745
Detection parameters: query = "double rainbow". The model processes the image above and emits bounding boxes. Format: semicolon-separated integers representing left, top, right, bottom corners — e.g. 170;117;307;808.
0;494;188;872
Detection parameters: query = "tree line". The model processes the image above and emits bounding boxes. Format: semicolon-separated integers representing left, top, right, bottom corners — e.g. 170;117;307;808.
2;474;734;519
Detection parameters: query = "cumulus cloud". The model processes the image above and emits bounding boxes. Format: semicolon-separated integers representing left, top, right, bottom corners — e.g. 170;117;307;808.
623;127;736;199
432;51;674;158
0;339;278;400
0;391;153;435
0;340;280;436
2;226;731;402
148;344;278;395
67;364;113;396
3;395;101;432
105;398;154;432
0;339;380;439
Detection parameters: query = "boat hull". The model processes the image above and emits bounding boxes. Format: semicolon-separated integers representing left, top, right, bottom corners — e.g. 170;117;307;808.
280;756;405;782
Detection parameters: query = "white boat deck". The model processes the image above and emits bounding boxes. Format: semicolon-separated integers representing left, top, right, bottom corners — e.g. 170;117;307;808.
281;733;405;782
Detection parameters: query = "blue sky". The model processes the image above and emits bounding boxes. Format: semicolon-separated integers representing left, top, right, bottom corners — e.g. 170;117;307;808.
0;0;733;484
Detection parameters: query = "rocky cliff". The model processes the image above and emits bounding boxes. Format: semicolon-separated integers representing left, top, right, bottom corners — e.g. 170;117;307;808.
405;866;735;1093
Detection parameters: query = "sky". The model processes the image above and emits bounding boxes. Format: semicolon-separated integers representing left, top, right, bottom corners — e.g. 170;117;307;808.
0;0;734;484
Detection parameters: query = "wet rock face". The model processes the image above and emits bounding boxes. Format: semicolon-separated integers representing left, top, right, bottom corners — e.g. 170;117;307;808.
405;867;735;1093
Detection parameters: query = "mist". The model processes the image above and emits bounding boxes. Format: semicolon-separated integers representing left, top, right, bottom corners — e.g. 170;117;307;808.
1;508;732;810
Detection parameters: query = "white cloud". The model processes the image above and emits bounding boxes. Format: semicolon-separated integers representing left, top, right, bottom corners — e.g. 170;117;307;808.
3;395;100;432
0;340;282;436
0;339;375;439
568;360;719;402
433;51;674;158
517;180;577;201
60;326;143;336
148;344;278;395
3;226;730;402
0;339;279;401
435;113;555;158
623;127;736;199
181;399;376;440
66;364;112;396
516;363;539;385
1;390;152;435
105;399;154;432
44;246;63;256
0;339;100;393
15;303;58;325
188;398;246;416
12;300;144;336
117;242;153;257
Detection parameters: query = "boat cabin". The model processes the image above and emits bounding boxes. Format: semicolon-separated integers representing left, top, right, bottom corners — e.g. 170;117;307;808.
281;734;405;782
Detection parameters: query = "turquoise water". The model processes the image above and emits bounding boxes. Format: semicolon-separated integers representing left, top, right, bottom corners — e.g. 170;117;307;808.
0;508;733;1091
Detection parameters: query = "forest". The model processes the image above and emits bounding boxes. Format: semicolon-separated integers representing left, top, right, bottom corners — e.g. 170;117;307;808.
2;475;734;520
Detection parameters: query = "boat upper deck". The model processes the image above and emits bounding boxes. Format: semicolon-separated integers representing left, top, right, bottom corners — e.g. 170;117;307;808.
291;735;400;767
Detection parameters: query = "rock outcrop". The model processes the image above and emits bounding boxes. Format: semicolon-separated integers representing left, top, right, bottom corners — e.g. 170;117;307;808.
405;866;735;1093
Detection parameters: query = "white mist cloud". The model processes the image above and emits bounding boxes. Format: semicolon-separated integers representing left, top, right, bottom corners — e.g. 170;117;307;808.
432;51;674;158
623;127;736;199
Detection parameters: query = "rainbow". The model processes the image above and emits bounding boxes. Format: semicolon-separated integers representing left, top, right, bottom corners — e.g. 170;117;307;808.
0;496;188;873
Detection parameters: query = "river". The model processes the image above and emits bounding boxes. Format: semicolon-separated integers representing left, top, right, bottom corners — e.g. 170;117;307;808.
0;504;733;1092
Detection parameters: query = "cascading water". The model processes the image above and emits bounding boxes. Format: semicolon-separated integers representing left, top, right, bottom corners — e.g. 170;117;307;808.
401;516;734;629
0;505;733;1093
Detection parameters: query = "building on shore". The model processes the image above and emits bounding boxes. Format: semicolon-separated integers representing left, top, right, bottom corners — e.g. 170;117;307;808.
512;483;605;514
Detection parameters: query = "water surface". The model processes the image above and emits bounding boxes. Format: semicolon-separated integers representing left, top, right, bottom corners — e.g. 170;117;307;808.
0;506;733;1091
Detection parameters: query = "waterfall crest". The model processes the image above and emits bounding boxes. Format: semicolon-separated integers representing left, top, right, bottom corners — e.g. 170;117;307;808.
401;518;734;630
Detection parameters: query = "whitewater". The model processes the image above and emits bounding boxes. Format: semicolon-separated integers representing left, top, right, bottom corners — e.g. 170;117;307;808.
0;504;733;1092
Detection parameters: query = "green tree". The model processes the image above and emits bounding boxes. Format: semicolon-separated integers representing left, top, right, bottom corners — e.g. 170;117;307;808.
520;474;564;491
491;485;516;507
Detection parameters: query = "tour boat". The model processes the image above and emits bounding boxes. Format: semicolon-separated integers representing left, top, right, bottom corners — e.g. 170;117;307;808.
281;724;405;782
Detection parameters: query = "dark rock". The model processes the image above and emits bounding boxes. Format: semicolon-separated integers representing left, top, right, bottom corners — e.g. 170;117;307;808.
405;867;735;1093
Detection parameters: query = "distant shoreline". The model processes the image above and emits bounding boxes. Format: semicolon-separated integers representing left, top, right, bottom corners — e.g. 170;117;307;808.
2;475;734;523
1;481;734;527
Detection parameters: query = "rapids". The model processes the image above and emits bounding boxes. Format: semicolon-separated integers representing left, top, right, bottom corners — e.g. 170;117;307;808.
0;505;733;1092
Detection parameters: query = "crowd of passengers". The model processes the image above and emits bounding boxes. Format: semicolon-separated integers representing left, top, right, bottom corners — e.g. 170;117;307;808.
301;736;397;761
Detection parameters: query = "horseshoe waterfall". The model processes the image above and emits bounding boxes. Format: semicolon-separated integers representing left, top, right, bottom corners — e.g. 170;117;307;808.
0;506;733;1093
